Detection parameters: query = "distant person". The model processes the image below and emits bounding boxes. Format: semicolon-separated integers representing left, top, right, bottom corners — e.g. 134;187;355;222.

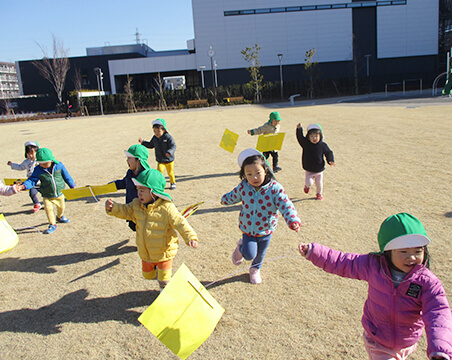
112;144;151;232
19;148;76;234
296;123;335;200
7;141;41;212
247;111;282;172
139;118;177;190
298;212;452;360
65;100;72;119
105;169;198;291
221;148;300;284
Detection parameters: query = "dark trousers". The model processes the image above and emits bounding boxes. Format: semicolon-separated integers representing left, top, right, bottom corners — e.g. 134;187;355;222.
263;151;279;167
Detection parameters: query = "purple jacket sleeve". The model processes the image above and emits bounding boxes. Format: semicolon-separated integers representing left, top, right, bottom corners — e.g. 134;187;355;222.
306;243;372;282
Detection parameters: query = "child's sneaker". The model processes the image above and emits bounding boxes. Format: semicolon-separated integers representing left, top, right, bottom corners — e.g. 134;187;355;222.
316;193;324;200
249;267;262;284
32;203;42;213
304;186;310;194
273;165;282;173
232;239;244;265
57;216;70;223
170;183;176;190
44;224;58;234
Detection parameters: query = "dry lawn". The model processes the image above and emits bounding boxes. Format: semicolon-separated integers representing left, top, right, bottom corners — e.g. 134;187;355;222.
0;97;451;360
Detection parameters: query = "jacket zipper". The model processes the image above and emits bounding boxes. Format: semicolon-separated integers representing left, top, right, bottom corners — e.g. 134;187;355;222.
46;166;58;198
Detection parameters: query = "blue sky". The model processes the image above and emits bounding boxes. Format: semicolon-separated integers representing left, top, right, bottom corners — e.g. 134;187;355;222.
1;0;195;63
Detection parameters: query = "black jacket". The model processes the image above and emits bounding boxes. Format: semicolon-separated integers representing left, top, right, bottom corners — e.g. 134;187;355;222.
141;132;176;163
296;127;334;173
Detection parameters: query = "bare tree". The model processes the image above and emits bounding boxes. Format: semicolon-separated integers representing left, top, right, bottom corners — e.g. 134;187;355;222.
153;72;167;110
33;34;70;111
241;44;263;103
124;75;137;113
304;48;319;99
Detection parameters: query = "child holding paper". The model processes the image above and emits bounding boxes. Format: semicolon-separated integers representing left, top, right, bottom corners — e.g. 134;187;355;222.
298;213;452;359
221;148;300;284
296;123;335;200
139;118;177;190
247;111;282;172
105;169;198;290
112;144;151;232
7;141;41;212
18;148;75;234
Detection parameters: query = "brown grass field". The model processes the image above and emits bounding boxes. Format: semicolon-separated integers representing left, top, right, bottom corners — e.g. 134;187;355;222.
0;95;451;359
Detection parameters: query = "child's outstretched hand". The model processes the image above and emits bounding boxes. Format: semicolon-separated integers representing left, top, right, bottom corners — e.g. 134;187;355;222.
328;161;336;167
247;130;251;135
188;240;198;249
138;137;143;144
298;243;310;257
296;123;302;128
291;222;301;232
105;199;114;212
7;161;12;166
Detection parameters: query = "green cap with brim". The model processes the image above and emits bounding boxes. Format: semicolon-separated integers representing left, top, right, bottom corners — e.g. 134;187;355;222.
124;144;151;170
268;111;281;123
132;169;172;202
378;213;430;252
36;148;59;164
152;118;167;131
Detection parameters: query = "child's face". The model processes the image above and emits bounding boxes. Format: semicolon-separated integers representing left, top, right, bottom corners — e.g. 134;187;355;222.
271;119;279;127
244;162;266;189
39;161;52;169
309;133;321;144
153;125;165;138
27;148;37;161
391;247;425;273
136;186;154;204
127;157;139;171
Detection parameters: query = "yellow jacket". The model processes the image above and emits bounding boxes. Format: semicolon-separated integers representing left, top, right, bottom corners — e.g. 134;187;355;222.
107;198;198;262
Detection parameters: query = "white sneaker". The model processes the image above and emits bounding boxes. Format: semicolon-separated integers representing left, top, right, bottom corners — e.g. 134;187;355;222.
249;267;262;284
232;239;244;265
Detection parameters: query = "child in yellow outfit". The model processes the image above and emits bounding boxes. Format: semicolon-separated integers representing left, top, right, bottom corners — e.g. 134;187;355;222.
105;169;198;290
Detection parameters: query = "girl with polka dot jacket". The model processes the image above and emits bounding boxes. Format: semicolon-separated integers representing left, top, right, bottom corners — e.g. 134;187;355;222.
221;148;301;284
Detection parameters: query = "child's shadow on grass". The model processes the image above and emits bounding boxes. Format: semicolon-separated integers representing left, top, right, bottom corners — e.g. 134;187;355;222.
201;273;250;289
0;240;136;274
0;289;158;335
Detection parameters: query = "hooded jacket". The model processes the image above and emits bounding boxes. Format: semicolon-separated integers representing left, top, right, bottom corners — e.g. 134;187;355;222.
221;179;301;236
107;197;198;263
22;162;75;198
306;243;452;358
249;121;280;136
296;126;334;173
141;132;176;163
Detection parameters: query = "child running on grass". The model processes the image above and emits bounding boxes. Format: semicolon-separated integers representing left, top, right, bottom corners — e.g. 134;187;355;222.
112;144;151;232
247;111;283;172
139;118;177;190
296;123;335;200
298;213;452;360
106;169;198;290
7;141;41;212
221;148;301;284
19;148;75;234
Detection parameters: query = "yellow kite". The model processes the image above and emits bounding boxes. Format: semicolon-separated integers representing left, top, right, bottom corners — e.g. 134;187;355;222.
0;214;19;254
138;263;224;360
220;128;239;153
62;183;117;201
256;132;285;153
3;178;27;185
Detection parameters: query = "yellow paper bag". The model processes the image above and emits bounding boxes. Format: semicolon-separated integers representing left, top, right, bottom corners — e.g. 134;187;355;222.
0;214;19;254
256;132;285;153
3;178;27;185
138;263;224;360
220;128;239;153
62;183;117;200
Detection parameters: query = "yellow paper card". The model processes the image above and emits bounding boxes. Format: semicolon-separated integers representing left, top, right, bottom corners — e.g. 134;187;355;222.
256;132;285;153
0;214;19;254
3;178;27;185
138;263;224;360
220;128;239;153
62;183;117;200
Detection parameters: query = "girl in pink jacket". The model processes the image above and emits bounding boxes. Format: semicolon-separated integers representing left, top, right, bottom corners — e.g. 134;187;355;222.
299;213;452;360
0;181;18;196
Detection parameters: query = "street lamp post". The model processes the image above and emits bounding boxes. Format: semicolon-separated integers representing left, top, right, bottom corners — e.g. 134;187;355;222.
199;66;206;88
208;46;217;104
214;60;218;88
277;54;283;101
364;54;371;77
94;67;104;115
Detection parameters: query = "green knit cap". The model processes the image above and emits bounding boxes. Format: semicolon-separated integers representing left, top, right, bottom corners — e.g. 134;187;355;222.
36;148;59;164
132;169;172;201
152;118;167;131
377;213;430;252
124;144;150;170
268;111;281;123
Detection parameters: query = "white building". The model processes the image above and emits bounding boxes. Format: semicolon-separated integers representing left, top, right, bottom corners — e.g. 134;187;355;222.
0;62;20;99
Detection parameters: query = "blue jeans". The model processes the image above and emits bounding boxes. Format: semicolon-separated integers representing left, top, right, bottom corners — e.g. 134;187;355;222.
241;233;272;269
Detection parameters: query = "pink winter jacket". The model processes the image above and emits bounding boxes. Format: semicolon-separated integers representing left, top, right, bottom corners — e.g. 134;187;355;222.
306;243;452;359
0;182;17;196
